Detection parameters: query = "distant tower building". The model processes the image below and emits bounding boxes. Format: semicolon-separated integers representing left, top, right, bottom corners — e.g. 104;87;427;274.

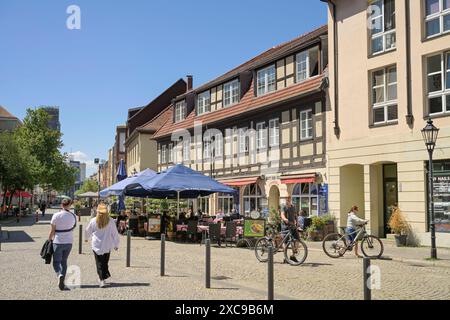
79;163;86;182
40;106;60;131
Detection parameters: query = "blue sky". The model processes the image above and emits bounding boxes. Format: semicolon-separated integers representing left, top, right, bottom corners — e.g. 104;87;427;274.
0;0;327;175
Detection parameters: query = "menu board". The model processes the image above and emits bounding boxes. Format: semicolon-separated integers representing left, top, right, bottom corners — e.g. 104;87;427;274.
147;215;161;234
433;174;450;233
243;219;266;238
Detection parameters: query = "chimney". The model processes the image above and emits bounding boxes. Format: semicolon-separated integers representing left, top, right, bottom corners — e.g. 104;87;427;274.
186;75;193;92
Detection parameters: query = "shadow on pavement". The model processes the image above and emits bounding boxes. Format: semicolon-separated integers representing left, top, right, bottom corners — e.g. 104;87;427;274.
209;287;240;291
80;282;150;289
5;230;35;243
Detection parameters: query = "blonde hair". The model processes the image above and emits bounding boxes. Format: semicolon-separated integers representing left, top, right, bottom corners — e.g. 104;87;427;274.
96;204;110;229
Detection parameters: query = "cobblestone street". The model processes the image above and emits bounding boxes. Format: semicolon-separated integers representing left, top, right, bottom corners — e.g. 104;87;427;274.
1;211;449;300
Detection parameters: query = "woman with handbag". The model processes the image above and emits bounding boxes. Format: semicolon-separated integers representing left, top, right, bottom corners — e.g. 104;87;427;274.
48;197;77;291
85;203;120;288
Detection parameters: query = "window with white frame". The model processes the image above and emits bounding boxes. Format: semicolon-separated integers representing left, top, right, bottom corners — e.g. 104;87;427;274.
214;133;223;157
300;110;313;140
257;65;276;96
161;145;167;163
168;144;173;163
371;66;398;124
197;91;211;115
369;0;396;55
269;118;280;147
218;193;234;214
239;128;249;153
256;122;267;150
223;79;240;107
197;197;210;215
296;47;319;82
243;184;263;216
292;183;319;216
425;0;450;38
174;100;187;122
203;138;211;160
183;139;190;162
427;52;450;115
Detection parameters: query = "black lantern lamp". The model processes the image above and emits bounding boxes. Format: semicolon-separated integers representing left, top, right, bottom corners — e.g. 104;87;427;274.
421;118;439;259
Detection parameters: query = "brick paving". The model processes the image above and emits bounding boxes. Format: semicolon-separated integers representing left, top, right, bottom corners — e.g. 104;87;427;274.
0;211;449;300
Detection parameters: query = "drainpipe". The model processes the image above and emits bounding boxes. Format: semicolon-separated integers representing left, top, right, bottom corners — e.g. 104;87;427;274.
322;0;340;137
405;0;414;126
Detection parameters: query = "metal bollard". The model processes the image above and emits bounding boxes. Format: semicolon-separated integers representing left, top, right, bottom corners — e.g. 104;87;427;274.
160;234;165;276
268;245;274;301
363;257;372;301
205;239;211;289
78;224;83;254
36;211;39;223
126;230;131;267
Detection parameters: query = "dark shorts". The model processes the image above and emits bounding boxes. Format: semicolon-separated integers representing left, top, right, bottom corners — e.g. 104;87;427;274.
282;224;299;241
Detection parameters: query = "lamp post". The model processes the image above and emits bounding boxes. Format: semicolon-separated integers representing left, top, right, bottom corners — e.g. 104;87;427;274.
421;119;439;260
94;158;100;204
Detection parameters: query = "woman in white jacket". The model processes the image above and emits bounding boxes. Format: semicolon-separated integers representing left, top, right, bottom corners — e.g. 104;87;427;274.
85;203;120;288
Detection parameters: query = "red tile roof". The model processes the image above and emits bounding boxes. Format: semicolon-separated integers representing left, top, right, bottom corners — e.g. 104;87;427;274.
0;106;18;119
153;75;324;139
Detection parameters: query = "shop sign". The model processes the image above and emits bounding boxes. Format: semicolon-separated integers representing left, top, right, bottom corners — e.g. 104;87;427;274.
433;174;450;233
243;219;266;238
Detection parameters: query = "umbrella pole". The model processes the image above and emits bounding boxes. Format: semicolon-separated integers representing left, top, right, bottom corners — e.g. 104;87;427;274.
177;191;180;220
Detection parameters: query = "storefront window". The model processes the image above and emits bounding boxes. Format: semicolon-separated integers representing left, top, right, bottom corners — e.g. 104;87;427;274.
197;197;210;215
218;193;234;214
430;160;450;233
292;183;319;216
243;184;263;216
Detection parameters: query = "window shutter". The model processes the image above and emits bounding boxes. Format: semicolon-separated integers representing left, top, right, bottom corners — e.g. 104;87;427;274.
240;70;253;99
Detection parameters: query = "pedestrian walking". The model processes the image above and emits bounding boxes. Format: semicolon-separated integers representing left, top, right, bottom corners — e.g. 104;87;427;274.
85;203;120;288
40;201;47;217
48;197;77;291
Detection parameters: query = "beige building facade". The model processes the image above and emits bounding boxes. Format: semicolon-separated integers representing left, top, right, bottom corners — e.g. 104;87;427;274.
324;0;450;246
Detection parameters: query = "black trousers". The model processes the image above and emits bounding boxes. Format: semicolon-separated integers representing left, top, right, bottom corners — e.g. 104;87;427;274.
94;251;111;281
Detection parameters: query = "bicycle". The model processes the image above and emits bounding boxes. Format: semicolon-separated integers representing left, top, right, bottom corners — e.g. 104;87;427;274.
255;224;308;266
322;222;384;259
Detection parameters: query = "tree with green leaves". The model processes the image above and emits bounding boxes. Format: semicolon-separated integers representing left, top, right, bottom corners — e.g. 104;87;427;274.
14;108;77;193
75;179;99;196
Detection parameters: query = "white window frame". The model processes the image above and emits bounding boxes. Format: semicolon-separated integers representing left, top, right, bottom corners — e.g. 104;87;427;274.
425;0;450;39
223;79;240;107
371;66;398;124
214;134;223;157
256;122;267;150
296;51;309;82
239;128;249;153
168;143;173;163
269;118;280;147
369;0;396;55
300;110;313;141
203;140;211;160
427;52;450;115
161;145;167;163
197;91;211;115
183;139;190;162
218;193;234;214
257;65;276;96
174;100;186;123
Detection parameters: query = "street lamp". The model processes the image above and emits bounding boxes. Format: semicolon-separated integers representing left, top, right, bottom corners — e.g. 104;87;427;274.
421;118;439;260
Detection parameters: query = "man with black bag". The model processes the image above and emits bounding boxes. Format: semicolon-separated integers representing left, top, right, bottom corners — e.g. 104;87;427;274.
47;197;77;291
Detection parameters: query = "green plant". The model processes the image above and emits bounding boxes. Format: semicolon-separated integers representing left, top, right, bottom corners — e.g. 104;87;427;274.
73;201;82;211
268;208;281;226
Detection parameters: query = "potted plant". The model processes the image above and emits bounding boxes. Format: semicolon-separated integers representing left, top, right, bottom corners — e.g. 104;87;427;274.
388;207;409;247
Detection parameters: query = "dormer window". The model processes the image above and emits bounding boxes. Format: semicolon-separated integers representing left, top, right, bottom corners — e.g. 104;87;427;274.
197;91;211;115
223;79;240;107
296;47;319;82
257;65;276;96
174;100;186;123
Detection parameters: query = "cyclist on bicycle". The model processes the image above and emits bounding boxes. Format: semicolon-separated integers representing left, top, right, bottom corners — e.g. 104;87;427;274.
347;206;369;257
281;197;299;263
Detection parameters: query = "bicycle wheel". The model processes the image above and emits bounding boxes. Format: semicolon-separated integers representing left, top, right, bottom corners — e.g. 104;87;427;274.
322;233;347;258
284;239;308;266
360;235;384;259
255;238;272;262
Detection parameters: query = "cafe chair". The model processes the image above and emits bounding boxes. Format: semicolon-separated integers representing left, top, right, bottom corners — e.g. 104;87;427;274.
208;223;222;247
186;220;198;243
224;221;237;247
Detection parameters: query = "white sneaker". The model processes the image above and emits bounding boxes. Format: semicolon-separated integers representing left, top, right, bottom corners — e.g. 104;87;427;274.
99;280;105;288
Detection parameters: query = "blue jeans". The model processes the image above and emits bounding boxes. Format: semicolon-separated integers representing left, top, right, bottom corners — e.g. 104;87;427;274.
52;243;72;277
346;227;356;243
